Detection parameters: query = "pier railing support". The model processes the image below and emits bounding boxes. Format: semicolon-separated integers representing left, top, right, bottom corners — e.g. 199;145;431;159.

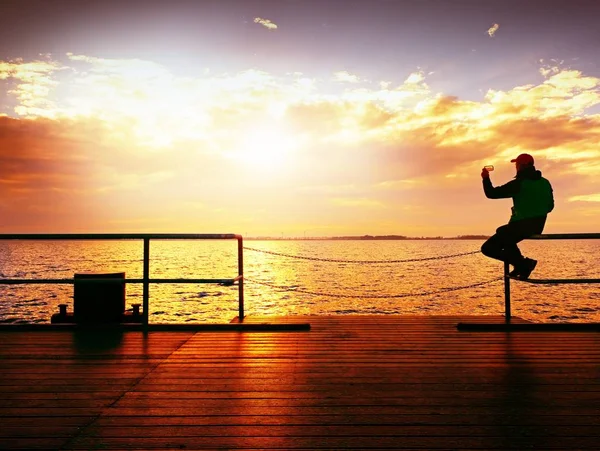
503;262;511;323
143;238;150;329
237;236;244;321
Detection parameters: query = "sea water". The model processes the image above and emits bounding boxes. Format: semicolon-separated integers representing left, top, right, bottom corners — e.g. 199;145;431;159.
0;239;598;323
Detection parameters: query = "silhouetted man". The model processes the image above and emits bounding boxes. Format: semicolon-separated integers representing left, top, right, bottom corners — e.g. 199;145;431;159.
481;153;554;279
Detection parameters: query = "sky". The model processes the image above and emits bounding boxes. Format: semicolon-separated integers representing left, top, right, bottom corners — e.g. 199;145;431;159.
1;0;599;237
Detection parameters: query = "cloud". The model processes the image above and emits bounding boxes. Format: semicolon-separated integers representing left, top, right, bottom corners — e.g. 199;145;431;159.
487;23;499;37
0;116;106;231
540;66;560;78
0;114;258;232
568;194;600;202
331;197;386;208
2;55;600;233
376;179;427;190
297;184;360;194
0;116;92;187
254;17;278;30
404;72;424;84
0;57;64;117
332;71;361;83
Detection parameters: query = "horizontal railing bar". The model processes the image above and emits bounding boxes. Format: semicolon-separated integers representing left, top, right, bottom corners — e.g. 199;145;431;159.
2;232;597;240
529;233;600;240
509;277;600;284
0;233;241;240
0;278;238;285
134;278;239;284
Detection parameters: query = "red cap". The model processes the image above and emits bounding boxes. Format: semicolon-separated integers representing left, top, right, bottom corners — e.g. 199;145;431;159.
510;153;534;165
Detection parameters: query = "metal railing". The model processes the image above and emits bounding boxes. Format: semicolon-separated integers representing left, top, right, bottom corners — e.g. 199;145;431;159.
503;233;600;322
0;233;244;325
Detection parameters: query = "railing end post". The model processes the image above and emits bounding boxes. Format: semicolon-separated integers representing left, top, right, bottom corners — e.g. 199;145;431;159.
142;238;150;329
504;262;511;323
238;236;244;321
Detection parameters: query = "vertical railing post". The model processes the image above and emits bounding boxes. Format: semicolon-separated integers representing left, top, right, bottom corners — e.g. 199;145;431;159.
504;261;511;323
142;238;150;328
237;236;244;321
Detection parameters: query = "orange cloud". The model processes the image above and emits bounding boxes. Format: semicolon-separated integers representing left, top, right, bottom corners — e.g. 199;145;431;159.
569;194;600;202
331;197;386;208
0;117;104;231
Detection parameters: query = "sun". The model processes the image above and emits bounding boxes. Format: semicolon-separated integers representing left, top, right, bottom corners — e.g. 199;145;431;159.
234;125;298;170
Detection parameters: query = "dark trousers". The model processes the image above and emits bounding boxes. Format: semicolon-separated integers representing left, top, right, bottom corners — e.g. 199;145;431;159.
481;216;547;267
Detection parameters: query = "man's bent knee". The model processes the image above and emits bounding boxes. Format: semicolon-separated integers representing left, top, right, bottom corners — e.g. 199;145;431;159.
481;240;494;257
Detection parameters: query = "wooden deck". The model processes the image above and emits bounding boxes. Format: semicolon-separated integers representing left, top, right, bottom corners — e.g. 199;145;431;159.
1;315;600;450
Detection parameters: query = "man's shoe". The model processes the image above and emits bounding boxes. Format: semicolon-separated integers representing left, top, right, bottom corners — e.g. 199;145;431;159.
517;258;537;280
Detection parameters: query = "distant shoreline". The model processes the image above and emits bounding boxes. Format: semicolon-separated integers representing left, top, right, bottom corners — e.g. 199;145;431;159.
246;235;490;241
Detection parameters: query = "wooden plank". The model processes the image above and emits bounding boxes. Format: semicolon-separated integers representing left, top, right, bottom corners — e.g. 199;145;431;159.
0;438;70;449
68;424;600;438
0;408;106;417
92;413;600;426
75;406;600;416
60;435;600;449
0;417;96;427
109;393;600;407
0;426;82;437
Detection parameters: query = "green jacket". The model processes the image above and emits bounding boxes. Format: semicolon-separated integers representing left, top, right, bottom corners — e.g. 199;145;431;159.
483;166;554;222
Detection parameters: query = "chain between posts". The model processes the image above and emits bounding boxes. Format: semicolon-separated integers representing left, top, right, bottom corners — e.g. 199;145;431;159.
242;246;494;298
245;276;504;299
243;247;480;264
